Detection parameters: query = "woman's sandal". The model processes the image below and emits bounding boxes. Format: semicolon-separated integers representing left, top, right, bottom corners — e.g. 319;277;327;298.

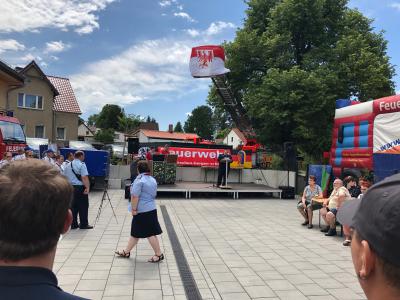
115;250;131;258
148;253;164;263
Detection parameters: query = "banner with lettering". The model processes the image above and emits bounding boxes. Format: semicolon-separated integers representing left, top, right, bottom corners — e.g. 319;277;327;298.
373;112;400;154
168;147;252;168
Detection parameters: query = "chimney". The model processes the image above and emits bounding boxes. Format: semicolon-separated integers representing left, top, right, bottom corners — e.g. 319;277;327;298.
168;124;173;133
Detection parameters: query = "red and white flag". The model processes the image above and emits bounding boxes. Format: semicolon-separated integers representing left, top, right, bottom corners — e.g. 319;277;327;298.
189;45;230;78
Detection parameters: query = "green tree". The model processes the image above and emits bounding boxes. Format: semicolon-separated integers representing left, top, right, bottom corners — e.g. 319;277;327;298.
184;106;214;139
208;0;394;158
87;114;98;126
174;121;183;132
95;104;124;130
118;114;140;134
94;128;115;144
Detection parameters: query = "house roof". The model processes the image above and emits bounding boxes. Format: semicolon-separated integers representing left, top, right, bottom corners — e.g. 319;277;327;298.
80;122;95;135
0;60;24;84
139;129;199;140
47;76;82;114
18;60;59;96
231;128;247;143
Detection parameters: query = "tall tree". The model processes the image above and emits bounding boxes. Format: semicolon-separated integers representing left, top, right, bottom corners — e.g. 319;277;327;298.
184;106;214;139
87;114;98;126
174;121;183;132
208;0;394;158
94;128;115;144
96;104;124;130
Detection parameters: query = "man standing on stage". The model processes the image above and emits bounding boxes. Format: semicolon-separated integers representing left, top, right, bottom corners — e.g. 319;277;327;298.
217;149;232;187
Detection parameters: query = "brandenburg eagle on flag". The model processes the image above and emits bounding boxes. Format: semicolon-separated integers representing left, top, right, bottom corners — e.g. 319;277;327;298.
189;45;230;78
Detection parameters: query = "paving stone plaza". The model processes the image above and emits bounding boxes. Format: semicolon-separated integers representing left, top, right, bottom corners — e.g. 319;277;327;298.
55;190;366;300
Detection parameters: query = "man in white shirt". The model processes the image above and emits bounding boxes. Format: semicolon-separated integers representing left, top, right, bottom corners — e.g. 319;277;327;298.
12;149;25;161
42;149;55;165
0;152;13;168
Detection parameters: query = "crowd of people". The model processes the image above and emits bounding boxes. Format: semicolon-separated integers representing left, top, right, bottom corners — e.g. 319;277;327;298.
0;148;93;230
298;174;372;246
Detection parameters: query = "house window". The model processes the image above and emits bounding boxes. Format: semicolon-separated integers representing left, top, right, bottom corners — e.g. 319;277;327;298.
35;125;45;138
56;127;66;140
231;137;234;142
18;93;43;109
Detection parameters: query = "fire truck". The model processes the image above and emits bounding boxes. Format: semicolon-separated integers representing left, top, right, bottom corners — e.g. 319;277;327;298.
0;110;27;157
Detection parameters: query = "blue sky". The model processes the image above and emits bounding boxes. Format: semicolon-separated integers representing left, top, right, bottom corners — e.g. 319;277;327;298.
0;0;399;131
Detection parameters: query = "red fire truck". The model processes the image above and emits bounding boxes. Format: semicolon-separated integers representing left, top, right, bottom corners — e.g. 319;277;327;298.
0;112;27;157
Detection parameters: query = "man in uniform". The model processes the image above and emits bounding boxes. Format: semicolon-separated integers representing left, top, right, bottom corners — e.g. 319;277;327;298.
217;149;232;187
63;151;92;229
12;148;25;161
42;149;55;165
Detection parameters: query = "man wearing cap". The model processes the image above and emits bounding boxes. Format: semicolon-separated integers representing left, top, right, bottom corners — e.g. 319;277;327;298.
338;174;400;300
42;149;55;165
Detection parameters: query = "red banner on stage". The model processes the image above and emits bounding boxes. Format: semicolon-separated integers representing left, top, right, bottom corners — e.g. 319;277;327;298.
169;147;225;167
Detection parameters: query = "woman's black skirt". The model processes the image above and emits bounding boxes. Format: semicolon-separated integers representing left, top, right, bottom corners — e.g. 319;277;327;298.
131;209;163;238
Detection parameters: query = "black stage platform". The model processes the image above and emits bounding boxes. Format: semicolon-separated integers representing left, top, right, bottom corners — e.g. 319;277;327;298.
157;182;282;199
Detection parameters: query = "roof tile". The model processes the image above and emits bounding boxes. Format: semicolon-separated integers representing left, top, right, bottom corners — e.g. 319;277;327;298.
141;129;198;140
47;76;81;114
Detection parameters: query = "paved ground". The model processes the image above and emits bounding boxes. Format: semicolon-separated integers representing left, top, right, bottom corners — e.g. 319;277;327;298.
55;190;366;300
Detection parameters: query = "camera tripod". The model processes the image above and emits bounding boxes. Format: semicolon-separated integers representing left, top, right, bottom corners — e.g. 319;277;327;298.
94;180;118;227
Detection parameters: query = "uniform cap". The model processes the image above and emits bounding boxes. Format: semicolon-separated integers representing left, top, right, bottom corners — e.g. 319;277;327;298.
337;173;400;267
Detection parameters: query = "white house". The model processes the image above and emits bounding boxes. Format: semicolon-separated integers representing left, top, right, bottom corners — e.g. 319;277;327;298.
223;128;247;149
78;123;96;142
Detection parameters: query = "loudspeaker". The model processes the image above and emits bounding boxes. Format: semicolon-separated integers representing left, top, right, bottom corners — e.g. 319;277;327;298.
279;186;295;199
127;138;139;154
283;142;297;171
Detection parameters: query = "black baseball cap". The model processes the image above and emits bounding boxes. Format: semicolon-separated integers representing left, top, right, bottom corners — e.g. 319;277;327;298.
337;173;400;267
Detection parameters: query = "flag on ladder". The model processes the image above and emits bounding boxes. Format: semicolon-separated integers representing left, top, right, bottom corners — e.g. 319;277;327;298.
189;45;230;78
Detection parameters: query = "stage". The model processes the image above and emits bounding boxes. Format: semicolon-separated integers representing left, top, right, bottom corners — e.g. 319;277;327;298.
157;182;282;199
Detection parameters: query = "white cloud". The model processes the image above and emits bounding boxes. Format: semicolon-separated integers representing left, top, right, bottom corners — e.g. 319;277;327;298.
70;38;205;113
390;2;400;10
206;21;236;35
0;0;115;34
20;53;36;62
159;0;177;7
45;41;70;53
174;12;195;22
184;21;236;38
0;39;25;53
185;29;200;37
70;20;237;115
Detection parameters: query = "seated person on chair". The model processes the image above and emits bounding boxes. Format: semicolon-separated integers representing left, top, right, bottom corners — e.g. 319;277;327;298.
217;150;232;187
320;178;351;236
297;175;323;229
344;176;361;198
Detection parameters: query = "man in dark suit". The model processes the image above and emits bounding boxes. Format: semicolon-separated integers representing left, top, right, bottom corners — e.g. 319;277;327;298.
0;160;88;299
217;149;232;187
